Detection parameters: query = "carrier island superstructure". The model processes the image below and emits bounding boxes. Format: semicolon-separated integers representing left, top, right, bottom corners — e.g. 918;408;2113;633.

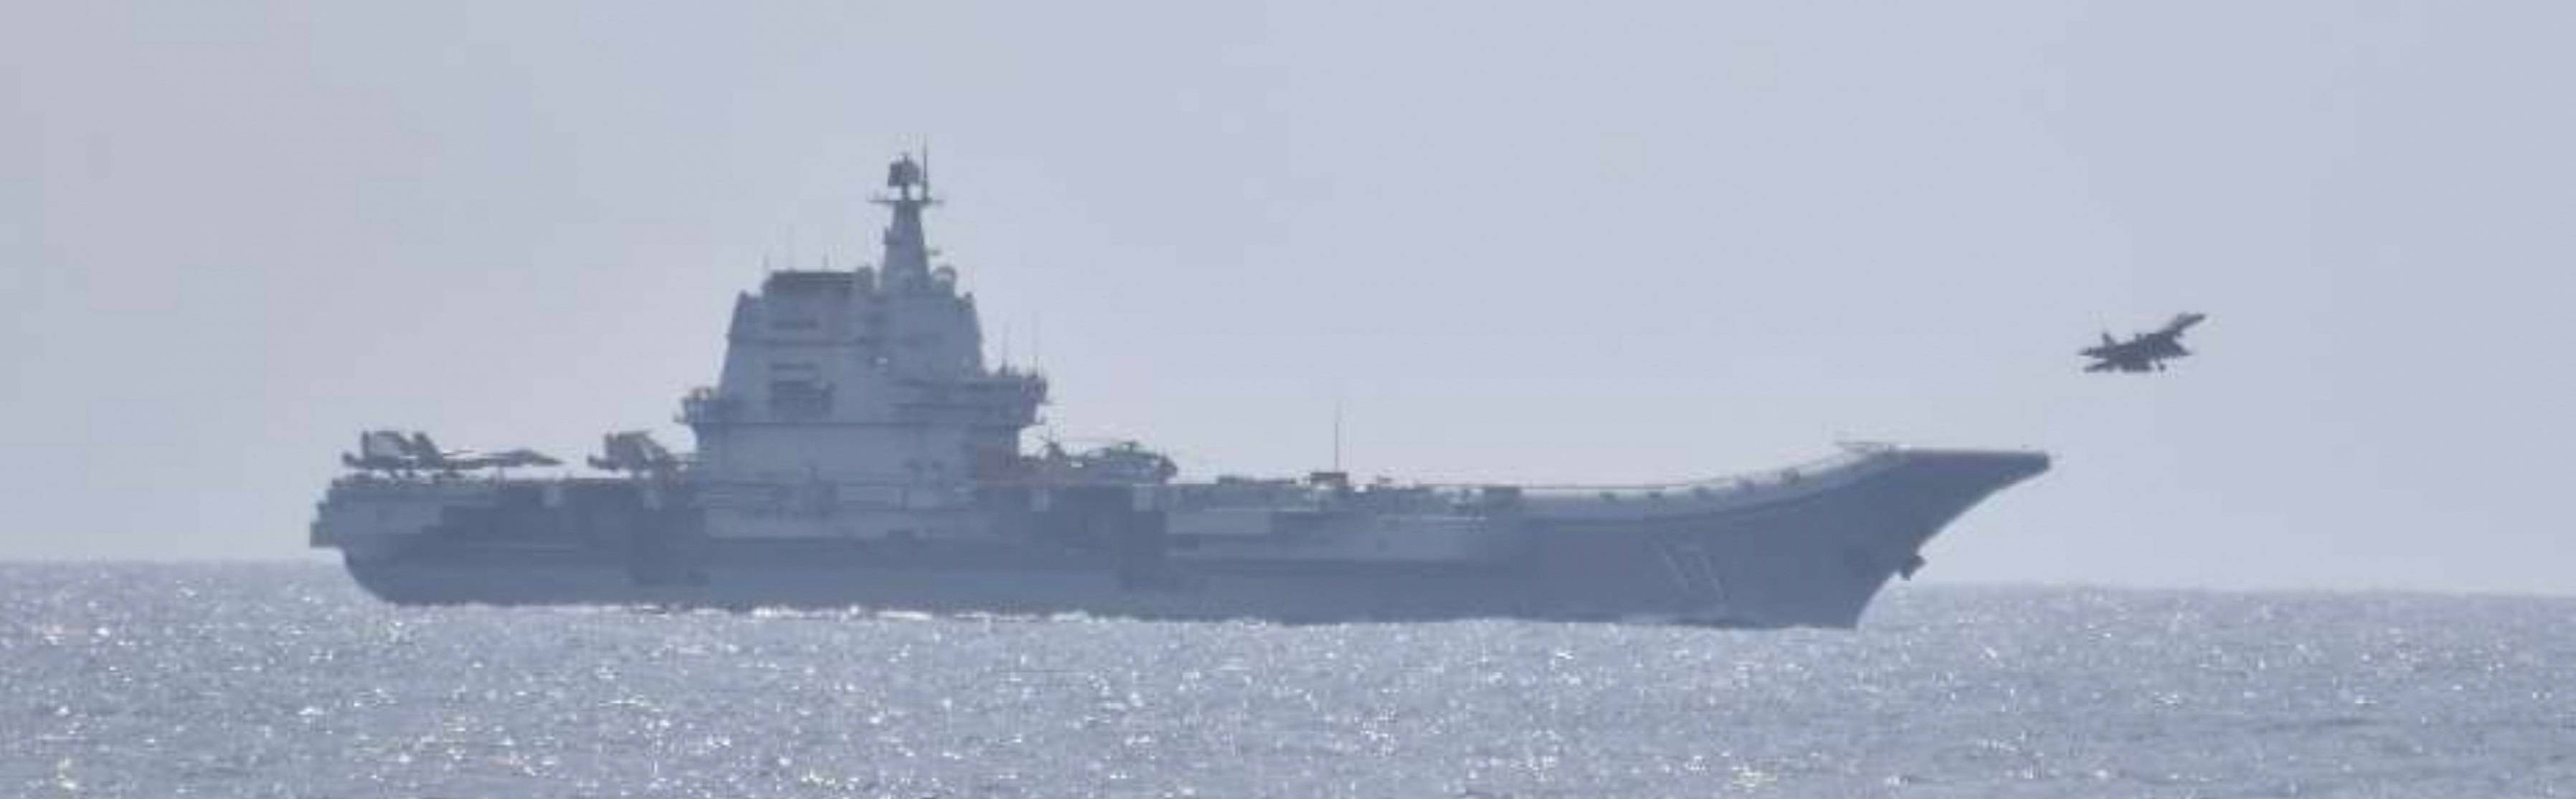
310;155;2048;628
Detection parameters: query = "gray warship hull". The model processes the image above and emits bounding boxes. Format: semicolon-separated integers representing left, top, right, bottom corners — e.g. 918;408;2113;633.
309;153;2049;628
321;448;2043;628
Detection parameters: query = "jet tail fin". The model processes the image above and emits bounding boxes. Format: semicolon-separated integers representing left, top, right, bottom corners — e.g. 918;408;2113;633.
591;431;679;474
359;430;410;460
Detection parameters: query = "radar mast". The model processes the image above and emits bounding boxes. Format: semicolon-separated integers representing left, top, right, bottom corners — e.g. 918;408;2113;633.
875;152;937;291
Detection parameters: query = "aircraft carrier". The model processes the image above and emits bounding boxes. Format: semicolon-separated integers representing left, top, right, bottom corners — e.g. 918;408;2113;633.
309;154;2047;628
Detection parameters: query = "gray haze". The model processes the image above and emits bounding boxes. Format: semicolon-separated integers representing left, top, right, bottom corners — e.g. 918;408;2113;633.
4;2;2570;593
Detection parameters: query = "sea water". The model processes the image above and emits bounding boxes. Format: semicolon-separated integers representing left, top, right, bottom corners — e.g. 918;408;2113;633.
3;563;2569;798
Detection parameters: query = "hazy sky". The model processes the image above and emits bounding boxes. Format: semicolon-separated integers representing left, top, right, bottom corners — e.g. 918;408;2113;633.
5;2;2570;593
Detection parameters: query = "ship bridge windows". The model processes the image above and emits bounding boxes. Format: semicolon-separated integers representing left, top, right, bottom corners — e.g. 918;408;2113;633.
769;380;834;419
767;361;833;420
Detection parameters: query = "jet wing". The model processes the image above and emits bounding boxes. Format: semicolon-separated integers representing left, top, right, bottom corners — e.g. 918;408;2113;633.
484;449;563;468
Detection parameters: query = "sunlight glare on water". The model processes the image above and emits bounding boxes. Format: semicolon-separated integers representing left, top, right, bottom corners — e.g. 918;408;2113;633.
2;564;2569;798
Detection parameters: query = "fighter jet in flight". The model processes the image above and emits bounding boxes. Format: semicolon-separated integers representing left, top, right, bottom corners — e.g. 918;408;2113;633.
2082;313;2207;373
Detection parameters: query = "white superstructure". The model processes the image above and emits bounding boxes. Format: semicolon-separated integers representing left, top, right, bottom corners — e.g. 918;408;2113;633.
681;155;1045;542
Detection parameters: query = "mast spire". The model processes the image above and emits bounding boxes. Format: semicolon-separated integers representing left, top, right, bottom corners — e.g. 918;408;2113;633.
875;152;937;290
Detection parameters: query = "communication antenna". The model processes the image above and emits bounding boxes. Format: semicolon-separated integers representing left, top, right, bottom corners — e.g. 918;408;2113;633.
1332;399;1345;472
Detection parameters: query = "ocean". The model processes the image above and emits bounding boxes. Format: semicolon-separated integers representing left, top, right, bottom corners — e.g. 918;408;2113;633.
2;563;2568;798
